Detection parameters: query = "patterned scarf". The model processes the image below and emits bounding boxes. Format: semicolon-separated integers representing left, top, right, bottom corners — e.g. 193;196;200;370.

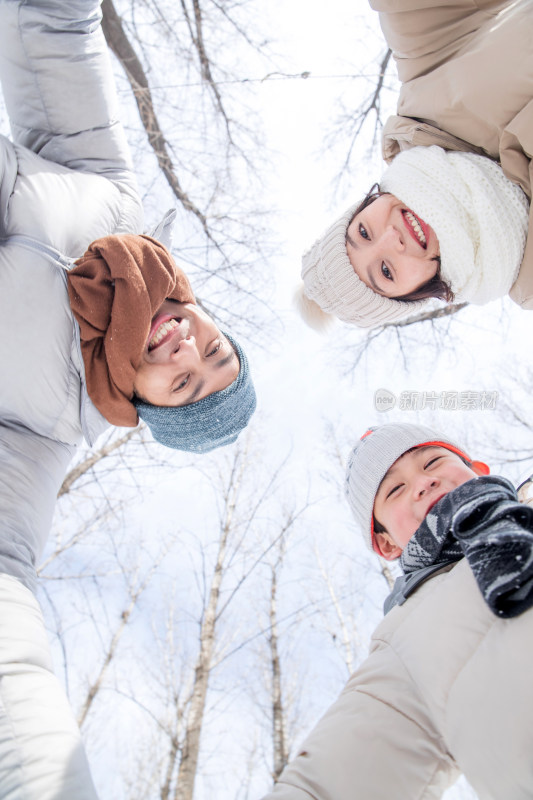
400;475;533;618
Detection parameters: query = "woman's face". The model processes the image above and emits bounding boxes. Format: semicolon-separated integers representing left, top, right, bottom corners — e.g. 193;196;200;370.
345;194;440;298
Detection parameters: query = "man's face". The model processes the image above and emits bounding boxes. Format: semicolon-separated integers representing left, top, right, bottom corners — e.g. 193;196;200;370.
133;301;240;407
373;446;482;559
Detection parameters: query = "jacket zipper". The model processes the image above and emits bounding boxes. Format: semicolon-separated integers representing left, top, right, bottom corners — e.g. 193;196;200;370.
1;234;75;270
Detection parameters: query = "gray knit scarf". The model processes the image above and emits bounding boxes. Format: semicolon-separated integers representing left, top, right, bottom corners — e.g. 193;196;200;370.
400;476;533;618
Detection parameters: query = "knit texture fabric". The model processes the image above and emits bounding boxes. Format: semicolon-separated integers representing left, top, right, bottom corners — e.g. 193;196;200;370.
345;424;471;553
381;146;529;304
300;146;529;328
400;476;533;618
134;333;256;454
300;203;423;329
67;234;195;426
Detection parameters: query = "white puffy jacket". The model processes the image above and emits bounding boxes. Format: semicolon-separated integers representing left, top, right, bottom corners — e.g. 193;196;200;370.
0;0;143;593
263;558;533;800
0;2;143;797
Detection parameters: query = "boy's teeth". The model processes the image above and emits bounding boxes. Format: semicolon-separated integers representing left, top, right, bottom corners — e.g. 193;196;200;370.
149;318;179;349
405;210;427;247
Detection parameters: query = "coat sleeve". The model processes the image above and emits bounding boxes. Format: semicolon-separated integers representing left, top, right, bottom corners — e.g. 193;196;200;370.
0;424;75;595
0;0;142;232
261;642;458;800
368;0;506;85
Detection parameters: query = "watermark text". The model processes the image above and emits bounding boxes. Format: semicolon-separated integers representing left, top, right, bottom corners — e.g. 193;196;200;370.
374;389;498;413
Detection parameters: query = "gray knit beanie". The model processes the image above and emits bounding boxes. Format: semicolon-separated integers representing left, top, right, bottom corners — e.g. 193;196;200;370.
135;334;256;454
344;424;474;553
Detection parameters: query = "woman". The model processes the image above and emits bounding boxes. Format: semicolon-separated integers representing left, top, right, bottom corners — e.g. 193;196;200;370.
297;0;533;328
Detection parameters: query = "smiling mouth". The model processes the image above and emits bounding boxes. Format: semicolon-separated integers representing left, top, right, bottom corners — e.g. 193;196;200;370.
402;210;428;249
426;494;445;515
148;317;182;351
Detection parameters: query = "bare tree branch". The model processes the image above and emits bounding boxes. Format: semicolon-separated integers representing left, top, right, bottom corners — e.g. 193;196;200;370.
379;302;468;331
77;554;166;727
336;49;392;179
101;0;215;242
58;429;141;497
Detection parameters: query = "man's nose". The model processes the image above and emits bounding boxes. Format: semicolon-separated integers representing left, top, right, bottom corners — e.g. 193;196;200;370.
170;335;197;358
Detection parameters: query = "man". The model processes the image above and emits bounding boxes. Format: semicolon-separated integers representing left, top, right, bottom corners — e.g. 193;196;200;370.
0;0;255;796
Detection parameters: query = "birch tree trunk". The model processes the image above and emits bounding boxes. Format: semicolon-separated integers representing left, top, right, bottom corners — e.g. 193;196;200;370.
269;563;288;781
171;456;243;800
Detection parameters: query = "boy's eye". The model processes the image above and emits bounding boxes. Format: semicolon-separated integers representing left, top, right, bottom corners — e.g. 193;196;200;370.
425;456;443;469
381;263;392;281
386;483;402;499
358;223;370;240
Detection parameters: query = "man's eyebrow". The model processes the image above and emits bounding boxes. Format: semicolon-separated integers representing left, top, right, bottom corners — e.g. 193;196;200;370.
183;379;205;405
178;346;237;406
215;350;237;371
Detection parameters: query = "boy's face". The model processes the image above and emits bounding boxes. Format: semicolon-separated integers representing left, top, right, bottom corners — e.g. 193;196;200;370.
133;301;240;407
373;446;483;560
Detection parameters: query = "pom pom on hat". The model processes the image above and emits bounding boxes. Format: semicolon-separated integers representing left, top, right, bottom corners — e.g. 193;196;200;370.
293;282;334;332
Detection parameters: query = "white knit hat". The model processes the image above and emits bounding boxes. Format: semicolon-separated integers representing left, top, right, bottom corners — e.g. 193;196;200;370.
344;424;478;553
382;147;529;305
299;146;529;329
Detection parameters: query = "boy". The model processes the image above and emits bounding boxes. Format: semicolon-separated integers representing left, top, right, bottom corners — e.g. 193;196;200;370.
262;424;533;800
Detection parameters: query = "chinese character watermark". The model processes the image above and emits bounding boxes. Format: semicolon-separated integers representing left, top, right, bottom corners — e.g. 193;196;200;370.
374;389;498;413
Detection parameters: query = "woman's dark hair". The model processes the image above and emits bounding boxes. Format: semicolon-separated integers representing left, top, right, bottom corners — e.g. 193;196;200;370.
346;184;454;303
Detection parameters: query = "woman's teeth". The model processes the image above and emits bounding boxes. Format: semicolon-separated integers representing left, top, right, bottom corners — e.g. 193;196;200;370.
149;318;180;350
404;210;427;247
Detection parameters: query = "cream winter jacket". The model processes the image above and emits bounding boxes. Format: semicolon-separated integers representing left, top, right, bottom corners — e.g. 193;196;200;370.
373;0;533;308
262;558;533;800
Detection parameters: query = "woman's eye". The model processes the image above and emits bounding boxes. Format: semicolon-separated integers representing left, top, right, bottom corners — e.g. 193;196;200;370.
358;223;369;240
173;375;190;392
207;341;222;357
381;263;392;281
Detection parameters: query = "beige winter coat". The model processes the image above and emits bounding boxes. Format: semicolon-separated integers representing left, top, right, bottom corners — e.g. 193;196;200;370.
262;558;533;800
372;0;533;308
